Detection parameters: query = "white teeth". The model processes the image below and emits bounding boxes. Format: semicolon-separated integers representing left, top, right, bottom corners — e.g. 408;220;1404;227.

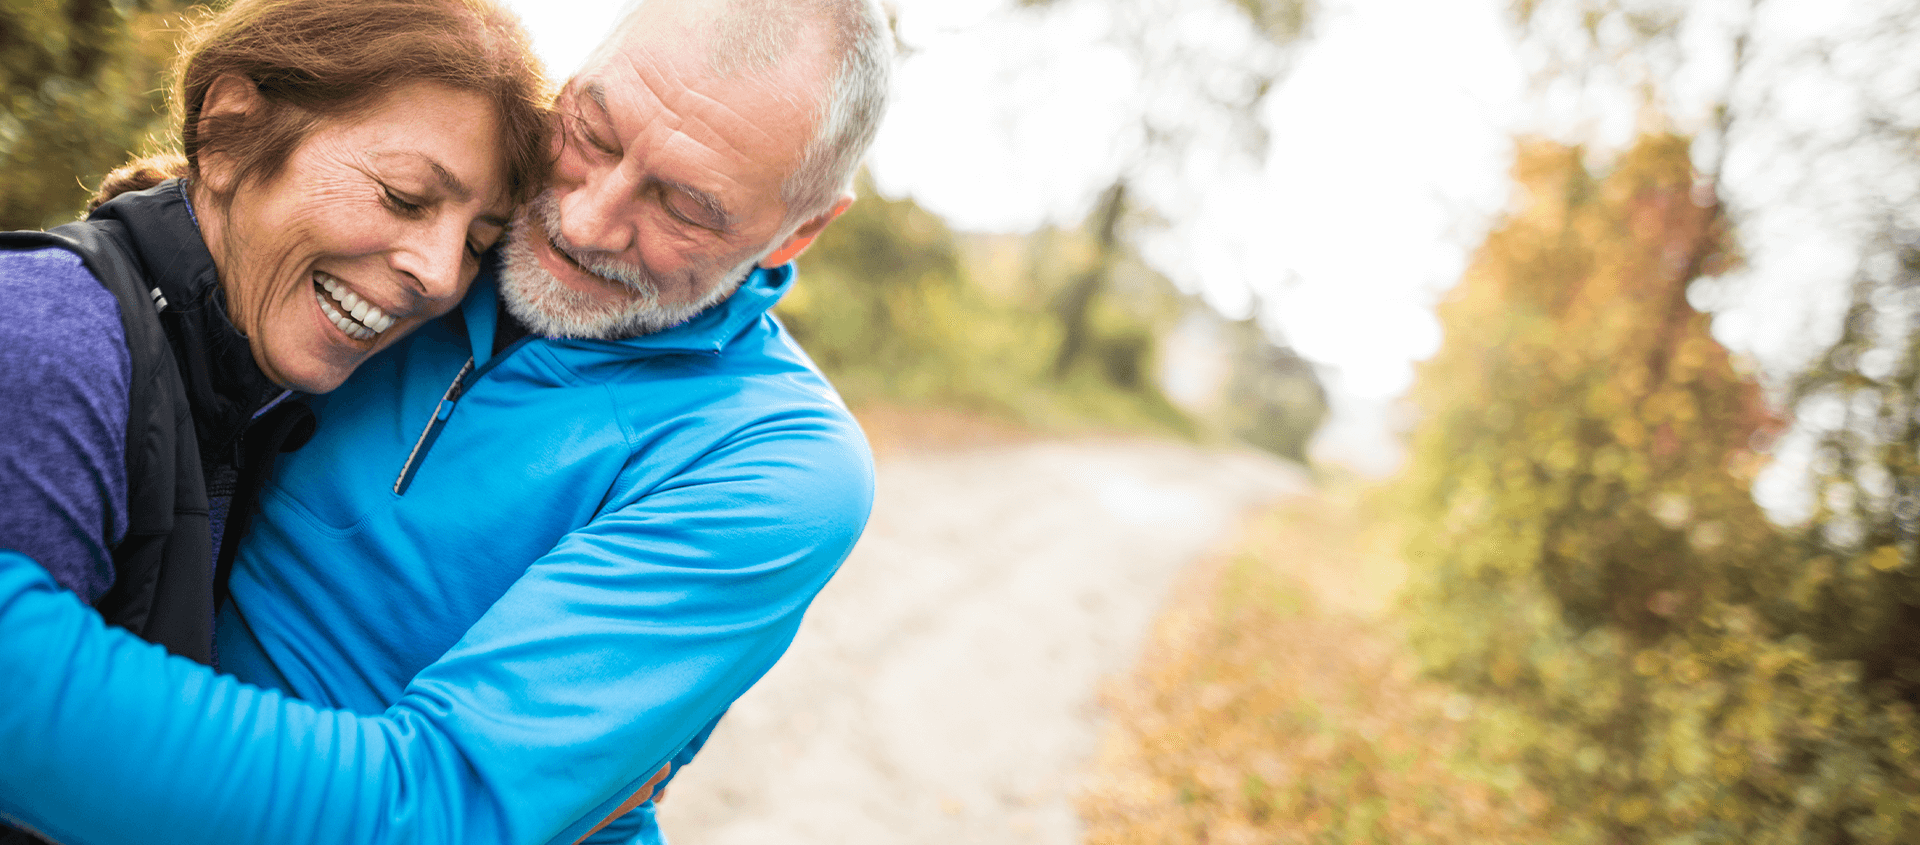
315;288;373;339
313;271;394;341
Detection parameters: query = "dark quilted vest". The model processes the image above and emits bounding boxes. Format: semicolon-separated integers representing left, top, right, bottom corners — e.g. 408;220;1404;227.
0;220;214;663
0;182;312;845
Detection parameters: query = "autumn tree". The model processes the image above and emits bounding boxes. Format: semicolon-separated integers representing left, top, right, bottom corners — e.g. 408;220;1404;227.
1788;233;1920;706
0;0;199;229
1399;134;1920;843
1000;0;1313;383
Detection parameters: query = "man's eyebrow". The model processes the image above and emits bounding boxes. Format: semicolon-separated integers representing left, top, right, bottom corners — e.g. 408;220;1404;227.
582;81;613;122
578;82;732;231
660;179;737;232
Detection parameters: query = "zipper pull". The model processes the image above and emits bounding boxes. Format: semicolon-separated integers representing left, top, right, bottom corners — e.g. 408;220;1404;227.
394;356;476;495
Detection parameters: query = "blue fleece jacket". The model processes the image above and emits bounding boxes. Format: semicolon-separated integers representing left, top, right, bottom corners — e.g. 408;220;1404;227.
0;263;874;845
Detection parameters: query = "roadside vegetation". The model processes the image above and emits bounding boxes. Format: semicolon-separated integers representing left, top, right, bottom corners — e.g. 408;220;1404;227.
1084;132;1920;844
786;179;1194;439
1080;488;1551;844
788;177;1327;456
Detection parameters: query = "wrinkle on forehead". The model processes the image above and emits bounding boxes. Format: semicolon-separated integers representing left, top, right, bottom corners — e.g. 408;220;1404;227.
566;0;834;234
592;43;811;176
704;0;802;78
602;0;828;109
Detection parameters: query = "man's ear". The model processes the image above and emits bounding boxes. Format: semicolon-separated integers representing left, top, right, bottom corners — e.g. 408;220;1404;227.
196;73;265;194
758;192;854;269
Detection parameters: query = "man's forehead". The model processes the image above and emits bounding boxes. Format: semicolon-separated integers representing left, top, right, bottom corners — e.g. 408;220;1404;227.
567;30;823;145
598;0;711;65
568;8;703;112
575;0;833;100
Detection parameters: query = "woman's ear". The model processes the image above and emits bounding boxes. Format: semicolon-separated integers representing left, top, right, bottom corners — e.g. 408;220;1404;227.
196;73;264;194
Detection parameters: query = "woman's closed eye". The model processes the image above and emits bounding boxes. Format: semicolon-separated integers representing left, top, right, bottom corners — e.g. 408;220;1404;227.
466;235;491;260
381;185;430;218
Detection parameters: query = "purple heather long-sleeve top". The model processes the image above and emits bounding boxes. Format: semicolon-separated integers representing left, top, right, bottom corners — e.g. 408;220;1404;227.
0;245;130;604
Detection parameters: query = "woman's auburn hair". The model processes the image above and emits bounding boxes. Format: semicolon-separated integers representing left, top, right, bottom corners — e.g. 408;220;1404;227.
93;0;551;210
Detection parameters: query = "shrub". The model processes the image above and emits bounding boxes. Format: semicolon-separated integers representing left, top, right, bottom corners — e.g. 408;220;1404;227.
1398;134;1920;843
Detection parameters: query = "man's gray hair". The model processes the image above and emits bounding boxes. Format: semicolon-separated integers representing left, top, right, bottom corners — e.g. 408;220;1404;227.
614;0;894;223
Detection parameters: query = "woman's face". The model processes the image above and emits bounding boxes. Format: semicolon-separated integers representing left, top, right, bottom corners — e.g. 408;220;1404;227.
207;81;513;393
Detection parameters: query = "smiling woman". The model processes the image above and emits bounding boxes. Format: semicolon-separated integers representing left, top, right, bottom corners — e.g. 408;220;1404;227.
194;78;514;392
0;0;548;718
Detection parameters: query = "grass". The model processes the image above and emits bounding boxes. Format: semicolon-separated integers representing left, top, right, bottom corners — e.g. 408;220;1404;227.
1079;487;1550;845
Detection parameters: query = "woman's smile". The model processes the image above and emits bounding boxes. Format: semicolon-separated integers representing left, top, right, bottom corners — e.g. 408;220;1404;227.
313;272;398;341
194;78;512;392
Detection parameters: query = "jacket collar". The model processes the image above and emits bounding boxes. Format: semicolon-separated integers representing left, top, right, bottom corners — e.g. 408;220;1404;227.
89;179;284;463
465;261;796;360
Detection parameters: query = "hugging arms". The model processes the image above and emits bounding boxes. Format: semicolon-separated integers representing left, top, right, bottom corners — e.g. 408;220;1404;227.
0;0;893;843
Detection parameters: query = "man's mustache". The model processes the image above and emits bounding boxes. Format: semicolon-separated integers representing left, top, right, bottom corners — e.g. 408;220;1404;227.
522;191;658;297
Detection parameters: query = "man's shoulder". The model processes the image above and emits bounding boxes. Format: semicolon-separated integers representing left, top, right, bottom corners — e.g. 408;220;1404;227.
555;308;854;427
560;320;873;506
597;332;869;469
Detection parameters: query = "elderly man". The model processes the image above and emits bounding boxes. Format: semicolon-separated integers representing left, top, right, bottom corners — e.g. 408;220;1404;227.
0;1;889;844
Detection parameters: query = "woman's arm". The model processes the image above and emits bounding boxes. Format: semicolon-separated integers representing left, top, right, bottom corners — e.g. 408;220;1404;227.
0;246;130;603
0;547;646;845
0;421;871;845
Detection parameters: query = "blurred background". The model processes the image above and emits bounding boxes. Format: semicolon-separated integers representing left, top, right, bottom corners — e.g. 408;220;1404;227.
9;0;1920;840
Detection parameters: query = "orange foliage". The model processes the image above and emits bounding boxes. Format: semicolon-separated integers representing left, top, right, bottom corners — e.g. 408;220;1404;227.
1080;494;1549;845
1400;135;1920;843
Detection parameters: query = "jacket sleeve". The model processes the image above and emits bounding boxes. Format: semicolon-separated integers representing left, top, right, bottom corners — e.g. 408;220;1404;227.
0;421;874;845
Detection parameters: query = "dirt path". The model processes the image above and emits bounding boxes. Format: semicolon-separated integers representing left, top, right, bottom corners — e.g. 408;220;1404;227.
654;437;1307;844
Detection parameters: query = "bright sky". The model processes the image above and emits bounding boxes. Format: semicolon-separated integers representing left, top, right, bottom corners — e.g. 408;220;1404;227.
502;0;1526;402
872;0;1536;403
499;0;1901;478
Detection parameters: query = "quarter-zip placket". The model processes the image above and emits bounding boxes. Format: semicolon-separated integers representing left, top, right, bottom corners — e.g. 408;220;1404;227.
392;335;532;495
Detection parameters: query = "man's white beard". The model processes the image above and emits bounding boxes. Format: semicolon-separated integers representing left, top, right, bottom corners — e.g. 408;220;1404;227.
498;189;749;340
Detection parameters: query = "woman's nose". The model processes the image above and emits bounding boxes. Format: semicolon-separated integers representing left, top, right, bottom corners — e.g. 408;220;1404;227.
395;219;473;303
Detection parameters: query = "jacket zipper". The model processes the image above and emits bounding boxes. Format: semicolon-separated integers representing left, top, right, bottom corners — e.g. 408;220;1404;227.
391;336;536;495
394;357;474;495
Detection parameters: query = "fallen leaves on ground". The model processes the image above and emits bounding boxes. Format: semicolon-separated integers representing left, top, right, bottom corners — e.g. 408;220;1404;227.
1079;490;1549;845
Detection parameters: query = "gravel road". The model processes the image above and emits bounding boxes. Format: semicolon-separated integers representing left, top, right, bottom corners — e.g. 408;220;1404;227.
654;437;1307;844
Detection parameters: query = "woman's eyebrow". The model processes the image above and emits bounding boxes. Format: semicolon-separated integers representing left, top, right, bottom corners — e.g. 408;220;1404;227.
369;151;475;202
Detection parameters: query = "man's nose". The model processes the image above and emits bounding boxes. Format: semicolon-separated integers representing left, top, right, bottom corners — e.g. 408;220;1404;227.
556;175;637;256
